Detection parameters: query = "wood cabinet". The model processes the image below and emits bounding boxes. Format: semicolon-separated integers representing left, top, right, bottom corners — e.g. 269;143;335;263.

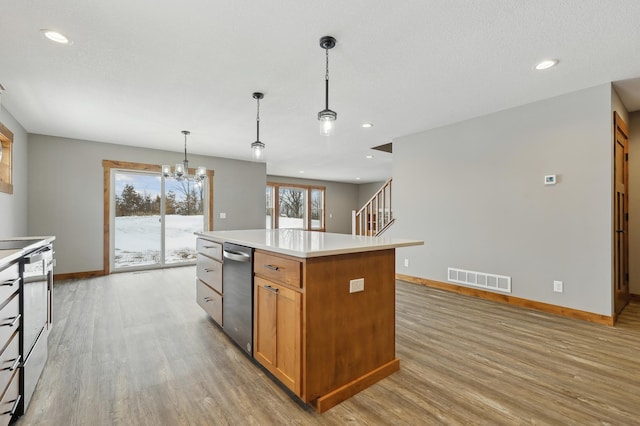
196;238;223;326
253;248;398;413
254;276;301;395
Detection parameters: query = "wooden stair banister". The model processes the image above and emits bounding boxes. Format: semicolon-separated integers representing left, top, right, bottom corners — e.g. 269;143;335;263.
352;178;394;236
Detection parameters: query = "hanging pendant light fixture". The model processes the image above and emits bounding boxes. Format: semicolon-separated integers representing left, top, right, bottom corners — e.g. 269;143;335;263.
162;130;206;182
318;35;337;136
251;92;265;161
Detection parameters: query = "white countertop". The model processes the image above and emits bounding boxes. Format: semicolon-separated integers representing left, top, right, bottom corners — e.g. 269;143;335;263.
0;236;56;268
195;229;423;258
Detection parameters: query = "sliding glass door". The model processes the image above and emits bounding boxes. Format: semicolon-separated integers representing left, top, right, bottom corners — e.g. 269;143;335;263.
111;169;207;271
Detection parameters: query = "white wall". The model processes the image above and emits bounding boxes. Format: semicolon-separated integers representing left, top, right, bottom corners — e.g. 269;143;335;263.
0;107;28;237
28;135;266;274
357;181;387;208
390;84;613;316
267;175;358;234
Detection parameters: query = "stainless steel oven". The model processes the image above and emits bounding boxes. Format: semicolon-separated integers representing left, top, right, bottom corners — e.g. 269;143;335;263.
19;244;53;415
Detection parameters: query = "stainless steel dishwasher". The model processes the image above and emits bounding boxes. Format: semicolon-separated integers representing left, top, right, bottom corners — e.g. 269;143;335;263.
222;242;253;355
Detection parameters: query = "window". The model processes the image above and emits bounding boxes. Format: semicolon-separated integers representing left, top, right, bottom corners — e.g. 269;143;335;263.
0;122;13;195
103;160;214;274
266;182;325;231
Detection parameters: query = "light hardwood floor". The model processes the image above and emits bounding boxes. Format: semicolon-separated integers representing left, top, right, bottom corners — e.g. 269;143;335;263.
15;267;640;425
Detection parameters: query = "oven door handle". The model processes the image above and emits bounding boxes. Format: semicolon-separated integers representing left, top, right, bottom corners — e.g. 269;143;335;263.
24;246;52;264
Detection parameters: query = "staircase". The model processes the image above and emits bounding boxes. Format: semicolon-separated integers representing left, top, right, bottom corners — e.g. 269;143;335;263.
352;178;394;236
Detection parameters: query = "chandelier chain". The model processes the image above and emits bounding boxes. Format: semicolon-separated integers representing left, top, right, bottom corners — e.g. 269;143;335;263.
325;48;329;81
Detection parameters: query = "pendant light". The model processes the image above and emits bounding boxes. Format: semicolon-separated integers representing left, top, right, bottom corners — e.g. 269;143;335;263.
251;92;265;161
162;130;206;182
318;35;337;136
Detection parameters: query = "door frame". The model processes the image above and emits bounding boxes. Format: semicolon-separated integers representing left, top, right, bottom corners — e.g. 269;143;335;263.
102;160;214;275
613;112;629;316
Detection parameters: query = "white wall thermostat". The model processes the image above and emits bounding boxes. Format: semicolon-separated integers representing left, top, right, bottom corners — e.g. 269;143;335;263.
544;175;557;185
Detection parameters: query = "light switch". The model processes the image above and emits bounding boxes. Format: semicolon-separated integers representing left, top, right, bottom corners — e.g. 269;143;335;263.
220;212;226;219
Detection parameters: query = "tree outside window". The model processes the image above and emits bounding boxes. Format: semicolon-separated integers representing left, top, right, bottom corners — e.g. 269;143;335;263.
266;183;325;231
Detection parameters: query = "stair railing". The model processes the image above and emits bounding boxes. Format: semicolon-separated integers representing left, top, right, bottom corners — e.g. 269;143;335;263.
352;178;393;236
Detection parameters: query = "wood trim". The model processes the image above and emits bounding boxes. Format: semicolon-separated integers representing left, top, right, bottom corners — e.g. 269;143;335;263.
630;293;640;302
207;170;214;231
0;122;14;194
55;270;106;281
102;160;215;274
311;358;400;413
103;163;110;275
614;111;629;137
396;274;614;326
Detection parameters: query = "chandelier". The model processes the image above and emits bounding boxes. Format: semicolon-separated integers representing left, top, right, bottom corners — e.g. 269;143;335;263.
162;130;206;182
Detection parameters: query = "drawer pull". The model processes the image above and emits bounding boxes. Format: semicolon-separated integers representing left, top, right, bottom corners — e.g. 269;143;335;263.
2;314;21;328
204;245;218;249
9;355;21;371
204;268;216;272
264;264;280;271
264;285;279;294
0;278;19;287
203;297;213;302
4;394;21;416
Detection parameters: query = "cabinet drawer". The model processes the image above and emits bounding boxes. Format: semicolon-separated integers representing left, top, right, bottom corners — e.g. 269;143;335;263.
0;369;19;426
196;279;222;326
197;238;222;261
254;251;302;288
196;255;222;293
0;264;19;307
0;296;19;351
0;331;19;400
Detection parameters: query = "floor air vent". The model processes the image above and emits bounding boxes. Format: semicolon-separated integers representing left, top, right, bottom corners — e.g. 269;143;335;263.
448;267;511;293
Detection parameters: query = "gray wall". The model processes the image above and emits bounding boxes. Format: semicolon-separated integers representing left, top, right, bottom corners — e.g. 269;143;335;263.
629;111;640;295
28;135;265;274
389;84;613;316
357;181;387;208
0;107;28;238
267;175;359;234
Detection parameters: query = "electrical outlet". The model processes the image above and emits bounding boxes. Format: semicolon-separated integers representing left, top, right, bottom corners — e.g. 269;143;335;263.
349;278;364;293
404;258;409;267
553;280;563;293
220;212;226;219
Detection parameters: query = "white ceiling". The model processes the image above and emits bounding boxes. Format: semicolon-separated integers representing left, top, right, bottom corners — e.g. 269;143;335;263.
2;0;640;183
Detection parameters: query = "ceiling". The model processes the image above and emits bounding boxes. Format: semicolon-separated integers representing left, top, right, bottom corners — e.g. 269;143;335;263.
1;1;640;184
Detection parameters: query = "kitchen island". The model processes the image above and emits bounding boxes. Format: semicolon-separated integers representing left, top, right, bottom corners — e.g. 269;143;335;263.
195;229;422;412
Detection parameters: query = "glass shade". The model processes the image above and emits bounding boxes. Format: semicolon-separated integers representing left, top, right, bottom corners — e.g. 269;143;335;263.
251;141;265;161
161;164;171;177
174;163;185;177
318;109;337;136
196;166;207;179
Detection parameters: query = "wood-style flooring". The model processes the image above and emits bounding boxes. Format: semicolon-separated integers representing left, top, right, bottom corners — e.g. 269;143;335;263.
15;267;640;425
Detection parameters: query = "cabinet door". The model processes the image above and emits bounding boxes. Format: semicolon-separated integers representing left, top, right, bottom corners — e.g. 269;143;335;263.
255;278;277;366
254;277;301;395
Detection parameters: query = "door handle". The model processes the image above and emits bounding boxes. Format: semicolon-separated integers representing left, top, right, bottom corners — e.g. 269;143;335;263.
616;229;626;233
264;285;279;294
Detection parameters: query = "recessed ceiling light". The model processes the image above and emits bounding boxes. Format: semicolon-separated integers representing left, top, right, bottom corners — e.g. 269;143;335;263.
365;155;374;159
41;29;71;44
299;170;304;174
362;123;373;128
356;177;361;180
534;59;558;70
